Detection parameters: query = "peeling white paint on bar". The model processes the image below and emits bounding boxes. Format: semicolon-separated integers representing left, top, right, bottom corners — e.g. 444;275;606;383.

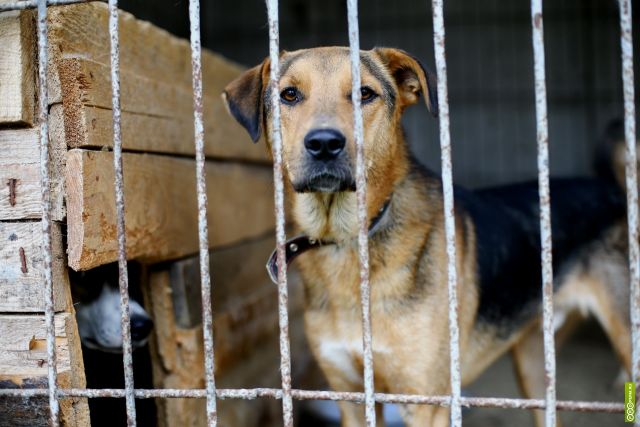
530;1;557;426
265;0;295;426
0;386;628;414
346;0;377;426
431;0;462;425
0;0;90;12
107;0;137;424
618;1;640;426
187;0;219;424
36;0;59;424
0;0;633;424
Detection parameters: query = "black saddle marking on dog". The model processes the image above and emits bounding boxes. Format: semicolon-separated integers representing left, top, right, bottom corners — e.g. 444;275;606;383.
455;178;626;333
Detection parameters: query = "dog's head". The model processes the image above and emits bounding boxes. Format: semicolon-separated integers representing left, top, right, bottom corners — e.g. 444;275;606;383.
71;266;153;353
223;47;437;238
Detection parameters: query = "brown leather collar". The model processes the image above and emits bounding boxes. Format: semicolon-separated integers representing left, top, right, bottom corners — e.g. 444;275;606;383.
266;198;391;284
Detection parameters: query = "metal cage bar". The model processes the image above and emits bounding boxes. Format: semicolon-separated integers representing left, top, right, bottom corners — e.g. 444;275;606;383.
36;0;59;424
0;386;627;413
0;0;636;425
618;1;640;427
107;0;137;424
530;1;557;426
187;0;219;424
0;0;93;12
431;0;463;425
265;0;295;425
346;0;377;425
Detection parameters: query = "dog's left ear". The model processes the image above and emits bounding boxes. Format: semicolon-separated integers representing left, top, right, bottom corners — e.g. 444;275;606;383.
222;58;271;143
374;48;438;117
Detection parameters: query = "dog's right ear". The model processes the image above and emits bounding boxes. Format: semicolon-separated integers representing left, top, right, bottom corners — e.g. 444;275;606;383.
222;58;270;143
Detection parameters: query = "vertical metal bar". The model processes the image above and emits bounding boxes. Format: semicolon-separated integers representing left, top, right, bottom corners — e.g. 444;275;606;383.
618;1;640;426
107;0;137;425
36;0;59;425
530;1;557;426
431;0;462;425
187;0;218;424
346;1;376;425
265;1;294;425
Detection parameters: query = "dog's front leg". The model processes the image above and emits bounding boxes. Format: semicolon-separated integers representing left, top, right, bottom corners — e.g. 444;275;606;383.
333;400;384;427
399;403;449;427
312;351;385;426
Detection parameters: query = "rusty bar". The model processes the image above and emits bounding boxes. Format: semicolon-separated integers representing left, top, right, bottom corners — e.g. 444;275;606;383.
0;0;94;12
265;0;294;425
19;247;27;273
35;0;59;424
618;1;640;424
107;0;137;425
431;0;462;425
8;178;17;207
346;0;376;425
530;1;557;426
187;0;218;424
0;388;626;413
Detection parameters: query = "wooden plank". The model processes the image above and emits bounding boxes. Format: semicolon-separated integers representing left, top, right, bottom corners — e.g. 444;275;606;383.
152;234;304;374
0;9;35;126
143;262;308;427
0;129;66;221
65;149;275;271
55;57;263;160
0;313;90;426
167;233;276;329
0;221;68;312
47;3;267;161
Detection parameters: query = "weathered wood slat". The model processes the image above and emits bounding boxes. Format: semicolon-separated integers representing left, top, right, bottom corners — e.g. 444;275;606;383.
0;9;35;126
47;3;267;161
65;149;275;271
0;221;69;312
54;57;263;160
0;129;66;221
144;250;308;427
0;313;89;426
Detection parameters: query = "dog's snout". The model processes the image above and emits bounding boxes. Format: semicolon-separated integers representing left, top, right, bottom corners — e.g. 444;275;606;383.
304;129;346;161
130;316;153;342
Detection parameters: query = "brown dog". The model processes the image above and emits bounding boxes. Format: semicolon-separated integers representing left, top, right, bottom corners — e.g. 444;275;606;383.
223;47;632;426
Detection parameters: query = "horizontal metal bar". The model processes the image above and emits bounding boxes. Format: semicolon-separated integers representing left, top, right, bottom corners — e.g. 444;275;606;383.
0;388;624;413
0;0;96;12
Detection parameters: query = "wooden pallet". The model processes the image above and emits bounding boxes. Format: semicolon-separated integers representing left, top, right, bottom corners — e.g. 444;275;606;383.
0;2;285;425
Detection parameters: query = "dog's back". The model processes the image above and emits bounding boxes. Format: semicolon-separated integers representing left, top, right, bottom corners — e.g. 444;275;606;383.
460;177;626;332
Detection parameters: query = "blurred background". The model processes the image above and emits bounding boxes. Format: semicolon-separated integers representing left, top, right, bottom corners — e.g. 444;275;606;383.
112;1;638;426
122;0;639;189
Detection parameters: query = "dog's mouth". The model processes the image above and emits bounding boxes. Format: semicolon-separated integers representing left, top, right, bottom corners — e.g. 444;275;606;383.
81;336;150;354
292;170;356;193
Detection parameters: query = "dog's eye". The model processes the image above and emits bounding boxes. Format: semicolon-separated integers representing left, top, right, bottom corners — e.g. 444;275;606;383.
360;86;378;103
280;87;300;104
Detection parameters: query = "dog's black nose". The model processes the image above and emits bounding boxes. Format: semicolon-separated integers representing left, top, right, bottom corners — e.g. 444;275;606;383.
304;129;346;160
130;316;153;342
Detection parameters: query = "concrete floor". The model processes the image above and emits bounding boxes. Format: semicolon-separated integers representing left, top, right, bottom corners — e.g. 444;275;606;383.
463;321;624;427
298;320;627;426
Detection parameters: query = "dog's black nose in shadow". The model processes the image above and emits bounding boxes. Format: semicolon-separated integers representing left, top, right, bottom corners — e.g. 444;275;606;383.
130;316;154;342
304;129;346;161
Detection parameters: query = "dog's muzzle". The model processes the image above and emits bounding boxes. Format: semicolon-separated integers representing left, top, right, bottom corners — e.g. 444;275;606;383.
293;128;356;192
